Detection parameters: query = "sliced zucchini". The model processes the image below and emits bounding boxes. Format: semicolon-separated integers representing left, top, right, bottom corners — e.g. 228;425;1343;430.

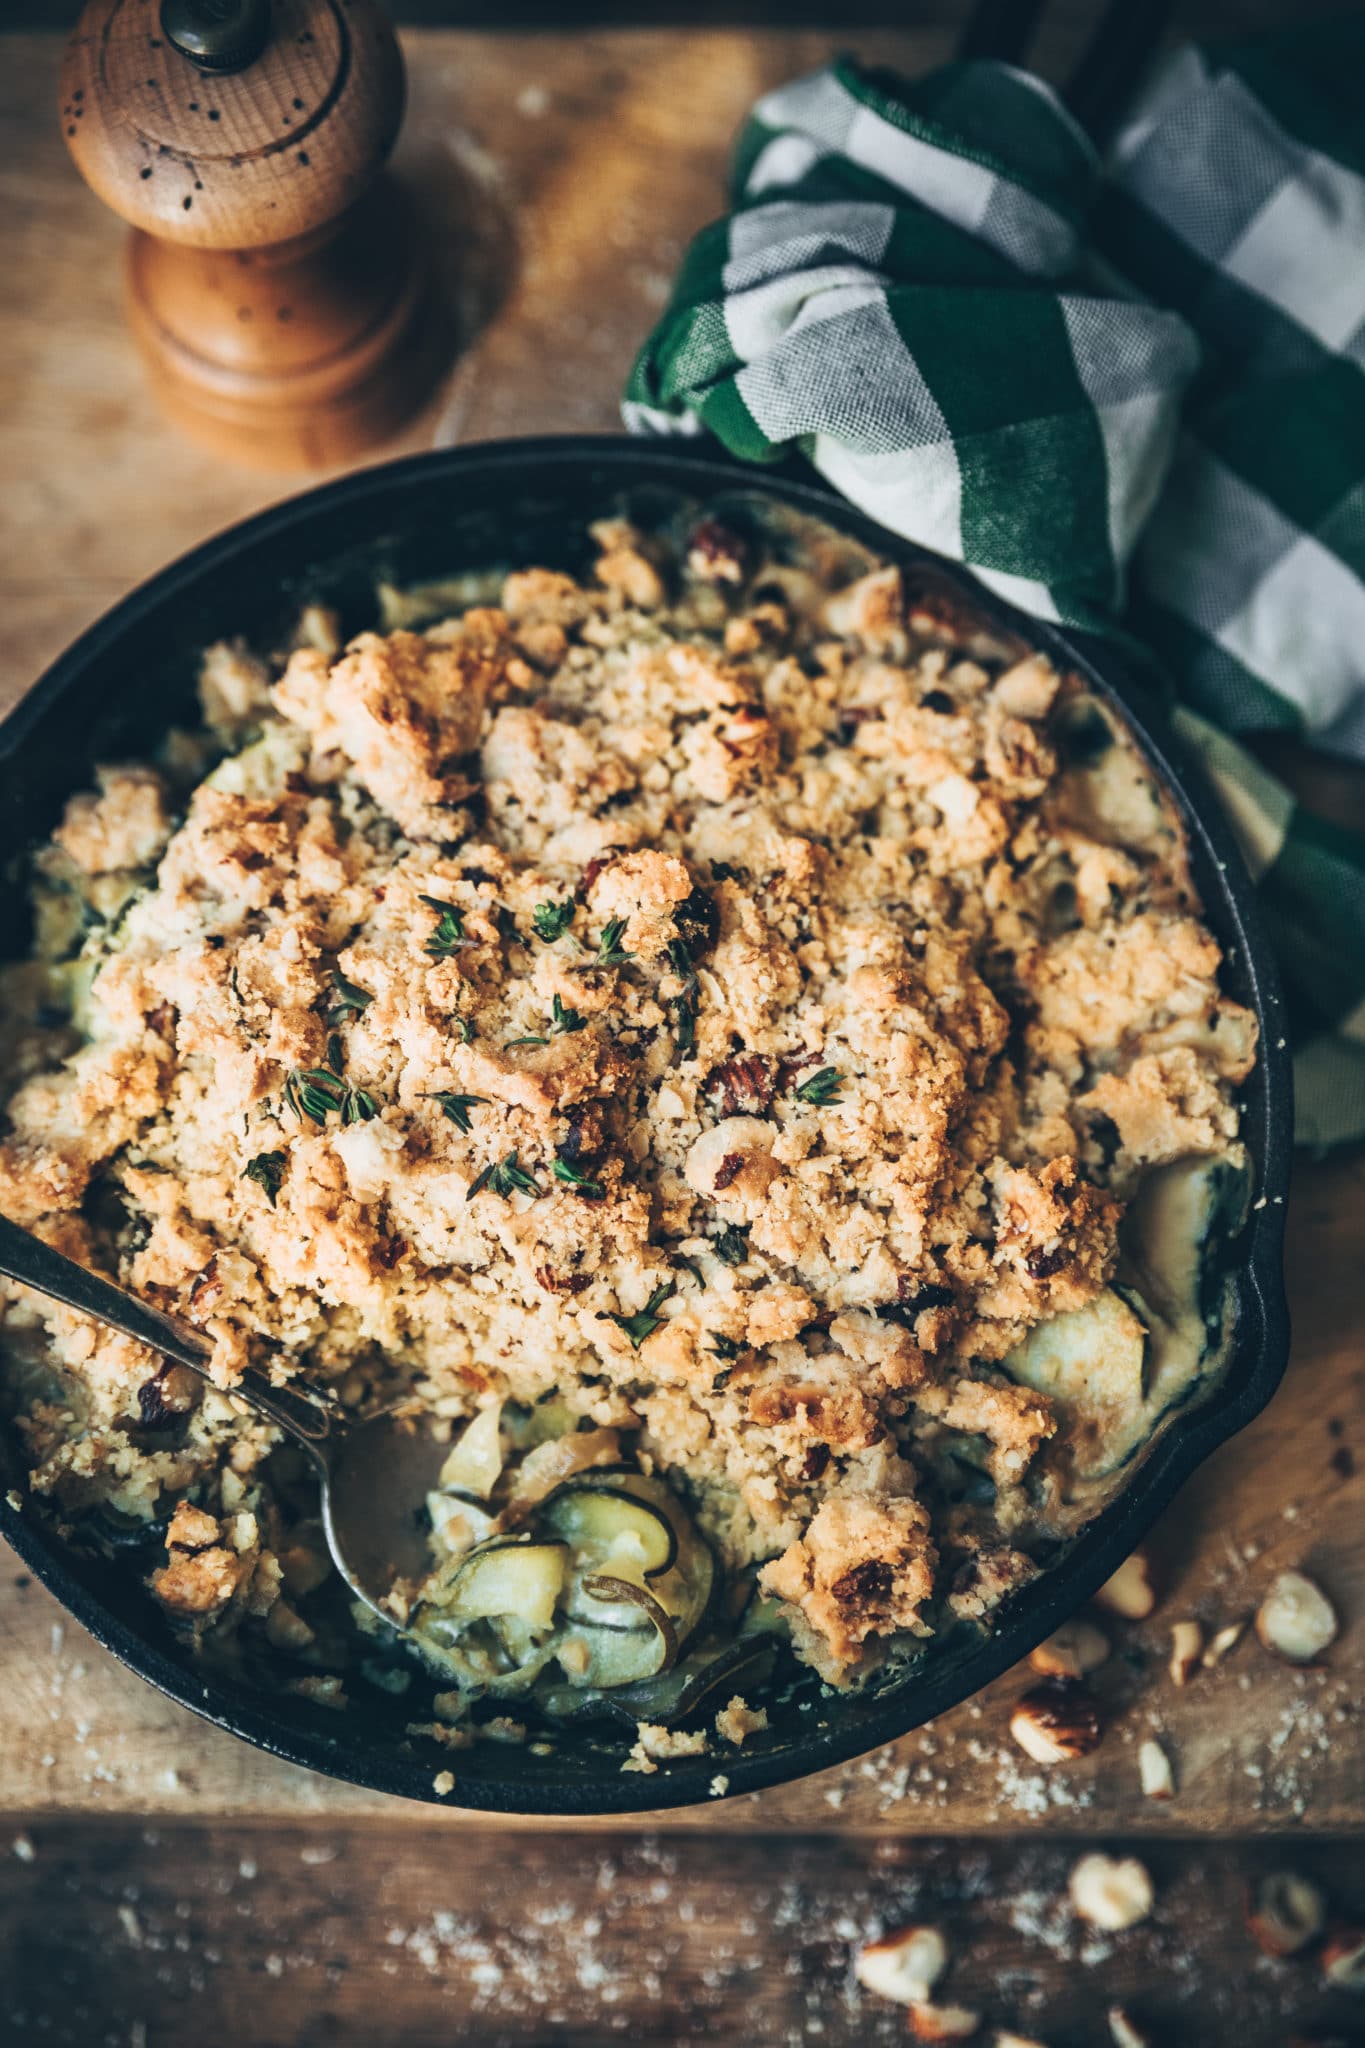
446;1537;567;1632
1004;1286;1148;1483
540;1482;678;1579
554;1619;673;1689
1120;1149;1250;1334
543;1471;714;1650
438;1402;505;1500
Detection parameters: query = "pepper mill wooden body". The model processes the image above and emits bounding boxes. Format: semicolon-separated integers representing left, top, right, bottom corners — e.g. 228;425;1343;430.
60;0;447;471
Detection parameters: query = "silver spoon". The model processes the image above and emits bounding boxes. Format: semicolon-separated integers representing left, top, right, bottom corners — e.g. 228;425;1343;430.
0;1213;449;1623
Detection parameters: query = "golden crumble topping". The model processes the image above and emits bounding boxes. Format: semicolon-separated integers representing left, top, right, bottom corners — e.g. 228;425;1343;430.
0;503;1254;1694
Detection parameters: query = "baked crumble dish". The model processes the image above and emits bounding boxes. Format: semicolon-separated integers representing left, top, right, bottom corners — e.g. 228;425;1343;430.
0;501;1255;1729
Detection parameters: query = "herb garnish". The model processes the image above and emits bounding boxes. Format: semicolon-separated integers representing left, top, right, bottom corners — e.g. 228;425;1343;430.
453;1016;474;1044
327;970;373;1027
242;1151;287;1205
713;1223;751;1267
608;1282;675;1350
466;1151;539;1202
596;916;632;967
283;1052;379;1127
532;900;575;942
505;1034;550;1048
495;905;520;945
794;1066;844;1107
666;938;700;1058
552;993;586;1034
552;1155;605;1200
420;895;469;958
707;1333;743;1360
424;1091;489;1134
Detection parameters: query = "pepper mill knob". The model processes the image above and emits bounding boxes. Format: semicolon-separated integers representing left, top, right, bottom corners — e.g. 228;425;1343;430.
60;0;448;470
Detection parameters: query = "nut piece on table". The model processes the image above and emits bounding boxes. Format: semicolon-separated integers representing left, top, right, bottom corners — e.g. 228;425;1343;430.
1068;1853;1155;1932
1028;1618;1110;1680
1255;1571;1338;1664
1201;1620;1247;1668
1107;2009;1151;2048
854;1924;948;2006
1321;1926;1365;1989
1245;1870;1327;1957
1137;1736;1175;1801
1168;1620;1204;1686
1009;1681;1102;1764
907;2004;981;2042
992;2035;1049;2048
1093;1550;1156;1621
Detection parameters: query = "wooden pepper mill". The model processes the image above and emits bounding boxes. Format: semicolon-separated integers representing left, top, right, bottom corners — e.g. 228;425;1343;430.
60;0;448;470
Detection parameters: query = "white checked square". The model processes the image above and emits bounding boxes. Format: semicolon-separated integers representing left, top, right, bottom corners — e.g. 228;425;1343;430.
1222;155;1365;350
1216;527;1365;731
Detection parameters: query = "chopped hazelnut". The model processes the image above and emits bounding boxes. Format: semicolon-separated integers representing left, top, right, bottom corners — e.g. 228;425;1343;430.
854;1924;947;2005
1201;1620;1246;1668
907;2004;980;2042
1255;1570;1338;1664
1068;1853;1154;1932
1009;1681;1102;1764
1093;1549;1156;1621
1321;1926;1365;1989
1168;1619;1203;1685
1107;2010;1151;2048
1028;1618;1110;1681
1137;1737;1174;1801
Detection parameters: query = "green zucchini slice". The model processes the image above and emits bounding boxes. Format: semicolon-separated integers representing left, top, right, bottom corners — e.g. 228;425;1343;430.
446;1537;567;1632
540;1482;678;1579
1004;1286;1149;1483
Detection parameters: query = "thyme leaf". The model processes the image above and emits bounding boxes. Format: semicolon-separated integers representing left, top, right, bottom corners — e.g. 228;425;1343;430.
423;1091;489;1135
420;895;469;959
466;1151;539;1202
283;1044;379;1128
707;1332;743;1360
327;970;373;1028
794;1066;844;1107
666;937;700;1060
532;900;575;943
608;1282;675;1350
242;1151;287;1205
505;1034;550;1048
596;916;632;967
552;993;586;1035
712;1223;750;1267
552;1155;605;1200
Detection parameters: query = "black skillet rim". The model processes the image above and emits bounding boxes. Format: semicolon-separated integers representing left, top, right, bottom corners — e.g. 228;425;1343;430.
0;435;1293;1814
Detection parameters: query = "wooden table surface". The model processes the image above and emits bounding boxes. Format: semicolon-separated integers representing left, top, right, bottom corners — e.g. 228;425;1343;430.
3;15;1363;2045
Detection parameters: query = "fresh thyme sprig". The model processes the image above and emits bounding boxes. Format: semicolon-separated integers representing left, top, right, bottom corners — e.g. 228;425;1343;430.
607;1282;675;1350
327;970;373;1028
552;993;586;1034
466;1151;539;1203
419;895;470;959
552;1154;605;1200
794;1066;844;1107
596;917;632;967
532;900;575;943
283;1056;378;1127
242;1151;287;1205
423;1091;489;1135
707;1332;743;1360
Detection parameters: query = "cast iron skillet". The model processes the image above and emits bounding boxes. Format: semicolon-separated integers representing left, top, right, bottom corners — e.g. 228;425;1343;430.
0;436;1292;1813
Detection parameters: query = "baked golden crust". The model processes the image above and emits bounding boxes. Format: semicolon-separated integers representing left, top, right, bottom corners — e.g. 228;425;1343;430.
0;509;1254;1685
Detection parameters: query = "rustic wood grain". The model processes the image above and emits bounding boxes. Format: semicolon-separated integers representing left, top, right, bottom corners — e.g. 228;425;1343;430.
1;25;1362;1843
5;1821;1364;2046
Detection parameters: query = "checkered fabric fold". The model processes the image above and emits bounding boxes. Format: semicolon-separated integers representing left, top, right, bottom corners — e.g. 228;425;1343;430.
625;30;1365;1147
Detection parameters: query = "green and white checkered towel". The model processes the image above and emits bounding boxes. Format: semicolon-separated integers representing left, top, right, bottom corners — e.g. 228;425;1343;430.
624;27;1365;1148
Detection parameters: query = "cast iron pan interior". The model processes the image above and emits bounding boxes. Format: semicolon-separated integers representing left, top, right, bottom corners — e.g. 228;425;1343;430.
0;437;1292;1813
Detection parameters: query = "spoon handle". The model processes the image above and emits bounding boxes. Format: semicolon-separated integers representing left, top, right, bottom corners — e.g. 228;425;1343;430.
0;1213;335;1452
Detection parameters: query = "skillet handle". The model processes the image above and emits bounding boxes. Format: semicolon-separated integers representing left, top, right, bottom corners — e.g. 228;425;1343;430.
0;1213;334;1451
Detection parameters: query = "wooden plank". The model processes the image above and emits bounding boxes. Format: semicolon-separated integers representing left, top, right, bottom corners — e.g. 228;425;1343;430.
5;1820;1364;2044
1;26;1362;1833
